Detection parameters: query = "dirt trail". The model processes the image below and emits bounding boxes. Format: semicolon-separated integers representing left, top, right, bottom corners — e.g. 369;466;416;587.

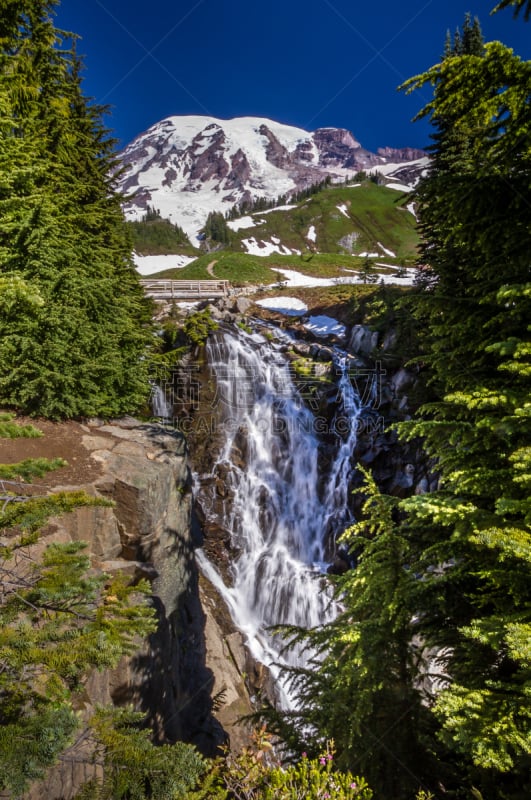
206;260;217;277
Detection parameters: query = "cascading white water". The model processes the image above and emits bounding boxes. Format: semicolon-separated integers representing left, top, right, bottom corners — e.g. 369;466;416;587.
151;382;172;419
196;326;364;707
322;354;363;532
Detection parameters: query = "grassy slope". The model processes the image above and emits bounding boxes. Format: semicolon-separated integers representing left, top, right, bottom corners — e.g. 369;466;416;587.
149;251;399;284
229;182;419;262
146;181;419;283
150;252;281;284
127;218;200;257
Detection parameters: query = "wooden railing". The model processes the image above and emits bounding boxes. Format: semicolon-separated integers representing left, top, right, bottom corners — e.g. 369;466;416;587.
140;279;230;300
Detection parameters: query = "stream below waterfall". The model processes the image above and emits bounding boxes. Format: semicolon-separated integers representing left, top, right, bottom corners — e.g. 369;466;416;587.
188;324;370;708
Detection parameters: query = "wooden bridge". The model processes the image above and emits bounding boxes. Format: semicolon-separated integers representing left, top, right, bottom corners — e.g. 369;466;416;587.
140;279;230;301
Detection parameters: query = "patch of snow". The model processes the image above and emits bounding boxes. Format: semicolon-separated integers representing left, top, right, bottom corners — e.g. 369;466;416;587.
242;237;300;257
227;216;257;231
256;296;308;315
243;238;278;256
273;269;337;288
377;241;396;258
259;204;298;215
406;202;417;220
385;182;413;193
375;264;417;285
307;225;317;242
273;266;416;288
358;252;380;258
304;315;346;338
368;156;430;179
337;203;350;218
134;253;196;276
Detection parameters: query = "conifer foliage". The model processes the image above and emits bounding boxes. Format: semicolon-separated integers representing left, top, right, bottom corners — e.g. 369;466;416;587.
398;16;531;793
0;0;152;419
127;205;192;255
272;471;429;799
275;9;530;799
0;417;211;798
0;484;158;794
201;211;233;247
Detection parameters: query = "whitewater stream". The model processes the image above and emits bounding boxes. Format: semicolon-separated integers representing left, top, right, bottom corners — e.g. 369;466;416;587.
190;326;365;708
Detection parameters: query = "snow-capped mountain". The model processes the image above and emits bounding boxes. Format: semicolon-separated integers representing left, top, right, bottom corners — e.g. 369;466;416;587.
118;115;427;240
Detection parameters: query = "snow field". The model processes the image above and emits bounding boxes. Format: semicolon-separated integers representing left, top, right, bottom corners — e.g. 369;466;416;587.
134;253;197;275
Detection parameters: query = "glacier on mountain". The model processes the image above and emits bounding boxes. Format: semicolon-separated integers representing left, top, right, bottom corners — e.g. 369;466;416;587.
117;115;427;239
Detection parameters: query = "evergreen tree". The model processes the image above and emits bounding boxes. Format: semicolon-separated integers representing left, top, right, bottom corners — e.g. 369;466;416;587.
272;472;430;798
462;12;484;55
494;0;531;20
202;210;232;246
0;485;158;794
397;20;531;798
443;29;453;58
127;206;192;255
76;708;213;800
279;12;530;800
0;417;212;797
452;27;463;55
0;0;153;419
358;256;378;284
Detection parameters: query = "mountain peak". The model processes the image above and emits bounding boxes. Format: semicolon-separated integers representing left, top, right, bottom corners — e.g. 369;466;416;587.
118;115;426;238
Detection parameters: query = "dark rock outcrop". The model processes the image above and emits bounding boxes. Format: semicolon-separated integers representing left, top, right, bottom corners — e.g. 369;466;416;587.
25;418;252;800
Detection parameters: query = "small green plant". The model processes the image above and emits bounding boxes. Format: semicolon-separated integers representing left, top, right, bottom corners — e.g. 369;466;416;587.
183;308;219;346
0;413;43;439
75;707;212;800
237;320;252;334
358;256;379;284
150;321;188;369
0;457;67;481
218;729;372;799
292;358;313;378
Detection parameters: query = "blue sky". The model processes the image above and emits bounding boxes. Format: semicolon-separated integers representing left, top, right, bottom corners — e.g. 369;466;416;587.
56;0;530;152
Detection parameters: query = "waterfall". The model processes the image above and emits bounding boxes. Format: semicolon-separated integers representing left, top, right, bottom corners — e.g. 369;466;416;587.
322;354;362;532
195;327;364;707
151;382;172;419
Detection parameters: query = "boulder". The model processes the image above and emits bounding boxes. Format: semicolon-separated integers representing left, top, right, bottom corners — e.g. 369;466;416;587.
391;367;415;394
348;324;378;356
232;296;251;314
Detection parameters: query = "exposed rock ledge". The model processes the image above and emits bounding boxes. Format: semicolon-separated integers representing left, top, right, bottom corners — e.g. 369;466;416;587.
19;416;253;800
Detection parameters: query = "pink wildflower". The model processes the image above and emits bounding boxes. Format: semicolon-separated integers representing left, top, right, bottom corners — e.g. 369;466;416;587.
350;782;358;789
319;757;326;765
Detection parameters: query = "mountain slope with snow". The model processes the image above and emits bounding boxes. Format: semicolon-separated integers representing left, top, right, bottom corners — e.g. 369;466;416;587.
226;181;419;262
118;115;427;240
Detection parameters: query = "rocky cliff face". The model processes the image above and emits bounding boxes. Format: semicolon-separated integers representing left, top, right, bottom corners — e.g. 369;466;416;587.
117;115;427;238
24;417;253;800
377;145;428;162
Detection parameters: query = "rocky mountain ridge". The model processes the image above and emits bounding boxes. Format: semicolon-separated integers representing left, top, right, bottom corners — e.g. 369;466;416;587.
118;115;427;239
